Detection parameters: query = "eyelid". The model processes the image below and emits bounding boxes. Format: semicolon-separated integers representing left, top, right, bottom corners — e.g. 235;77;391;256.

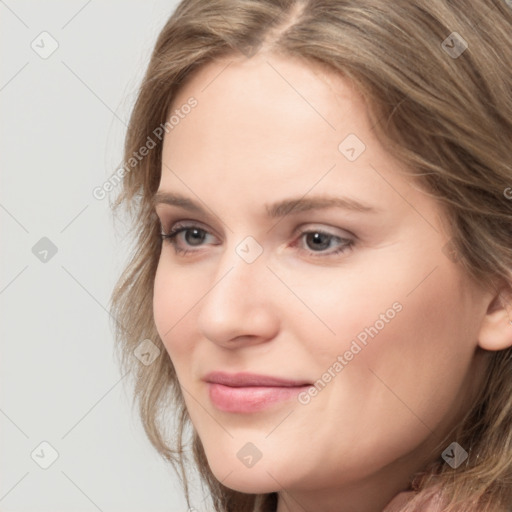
158;218;218;237
293;223;355;239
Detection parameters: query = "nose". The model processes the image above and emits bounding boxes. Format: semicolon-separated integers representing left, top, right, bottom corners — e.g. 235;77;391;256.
196;246;280;349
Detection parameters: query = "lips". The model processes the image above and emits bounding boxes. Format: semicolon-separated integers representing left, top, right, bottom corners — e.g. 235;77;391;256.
204;371;312;388
203;372;313;413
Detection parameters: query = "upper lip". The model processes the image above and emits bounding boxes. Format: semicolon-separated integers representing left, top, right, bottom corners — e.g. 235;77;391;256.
204;371;312;388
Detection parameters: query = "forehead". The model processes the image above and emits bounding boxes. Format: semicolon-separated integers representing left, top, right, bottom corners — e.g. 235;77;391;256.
172;52;362;118
161;53;376;182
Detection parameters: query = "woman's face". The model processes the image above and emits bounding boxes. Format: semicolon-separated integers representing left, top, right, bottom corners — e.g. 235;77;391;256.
152;53;491;510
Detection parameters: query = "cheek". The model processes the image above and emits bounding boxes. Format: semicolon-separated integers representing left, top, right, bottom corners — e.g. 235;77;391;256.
328;260;478;442
368;265;474;384
385;295;475;426
285;263;479;482
152;256;200;363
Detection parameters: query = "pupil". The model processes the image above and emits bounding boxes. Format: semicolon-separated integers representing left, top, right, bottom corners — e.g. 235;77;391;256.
307;232;330;251
185;229;205;245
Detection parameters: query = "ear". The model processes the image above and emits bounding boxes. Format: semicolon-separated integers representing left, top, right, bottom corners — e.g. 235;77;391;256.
478;284;512;351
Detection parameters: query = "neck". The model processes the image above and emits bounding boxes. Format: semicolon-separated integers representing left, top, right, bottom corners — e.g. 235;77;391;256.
274;437;433;512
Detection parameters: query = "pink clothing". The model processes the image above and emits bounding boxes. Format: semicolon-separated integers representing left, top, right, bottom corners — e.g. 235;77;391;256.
382;489;448;512
382;491;417;512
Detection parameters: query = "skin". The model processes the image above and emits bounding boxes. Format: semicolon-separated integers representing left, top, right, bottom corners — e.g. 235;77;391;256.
152;52;511;512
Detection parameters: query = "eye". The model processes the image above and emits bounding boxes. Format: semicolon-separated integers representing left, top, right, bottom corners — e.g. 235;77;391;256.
294;229;354;257
159;222;354;258
160;222;217;255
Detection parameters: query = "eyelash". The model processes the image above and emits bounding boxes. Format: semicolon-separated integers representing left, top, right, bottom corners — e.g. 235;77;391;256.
159;222;354;258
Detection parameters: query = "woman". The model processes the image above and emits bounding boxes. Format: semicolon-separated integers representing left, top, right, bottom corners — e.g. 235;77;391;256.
109;1;512;510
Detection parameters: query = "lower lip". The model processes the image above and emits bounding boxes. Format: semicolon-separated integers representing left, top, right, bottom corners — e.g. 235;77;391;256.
207;383;311;413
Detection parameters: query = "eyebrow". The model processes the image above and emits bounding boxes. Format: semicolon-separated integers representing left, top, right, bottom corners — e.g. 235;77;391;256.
152;191;379;218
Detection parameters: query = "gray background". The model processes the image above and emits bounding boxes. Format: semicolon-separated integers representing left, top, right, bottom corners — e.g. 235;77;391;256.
0;1;206;511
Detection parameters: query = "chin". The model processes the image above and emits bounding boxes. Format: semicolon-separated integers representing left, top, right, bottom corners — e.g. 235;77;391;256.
209;463;281;494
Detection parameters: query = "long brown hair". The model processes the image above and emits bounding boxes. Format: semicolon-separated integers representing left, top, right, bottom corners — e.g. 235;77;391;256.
109;1;512;510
